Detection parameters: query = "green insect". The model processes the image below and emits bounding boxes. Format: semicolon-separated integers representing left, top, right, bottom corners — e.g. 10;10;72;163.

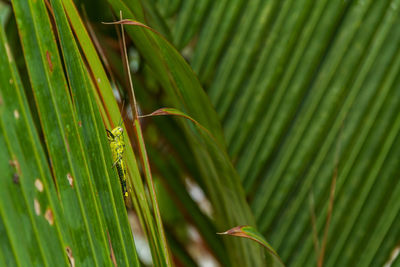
106;125;128;197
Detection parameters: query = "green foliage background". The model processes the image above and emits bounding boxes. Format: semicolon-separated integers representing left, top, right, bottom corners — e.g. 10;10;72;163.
1;0;400;266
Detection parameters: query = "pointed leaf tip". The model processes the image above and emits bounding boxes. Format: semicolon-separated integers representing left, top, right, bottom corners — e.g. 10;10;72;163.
219;225;284;265
102;19;161;36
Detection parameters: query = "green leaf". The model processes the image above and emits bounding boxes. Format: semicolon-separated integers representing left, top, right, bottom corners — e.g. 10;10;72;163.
61;0;173;265
218;225;283;266
11;0;114;263
148;0;400;266
5;0;399;265
1;0;149;265
101;13;266;266
49;0;139;265
0;4;69;265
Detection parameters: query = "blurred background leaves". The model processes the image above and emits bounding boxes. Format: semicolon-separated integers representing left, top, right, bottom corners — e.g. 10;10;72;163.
1;0;400;266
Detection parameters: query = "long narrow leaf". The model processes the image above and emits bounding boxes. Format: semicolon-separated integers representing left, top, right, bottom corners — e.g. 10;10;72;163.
11;0;113;264
102;12;266;266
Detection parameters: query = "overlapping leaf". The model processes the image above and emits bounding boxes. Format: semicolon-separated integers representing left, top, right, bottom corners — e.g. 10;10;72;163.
0;0;144;265
147;0;400;266
100;3;267;265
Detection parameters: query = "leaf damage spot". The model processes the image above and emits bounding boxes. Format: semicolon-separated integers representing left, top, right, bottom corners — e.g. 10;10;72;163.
46;51;53;72
67;173;73;187
78;121;82;127
45;208;54;225
106;231;117;266
14;110;20;119
66;246;75;267
0;96;3;105
97;78;101;83
384;245;400;267
12;173;19;184
34;198;41;215
65;136;70;152
35;179;44;192
9;79;13;84
5;43;13;62
9;159;21;174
